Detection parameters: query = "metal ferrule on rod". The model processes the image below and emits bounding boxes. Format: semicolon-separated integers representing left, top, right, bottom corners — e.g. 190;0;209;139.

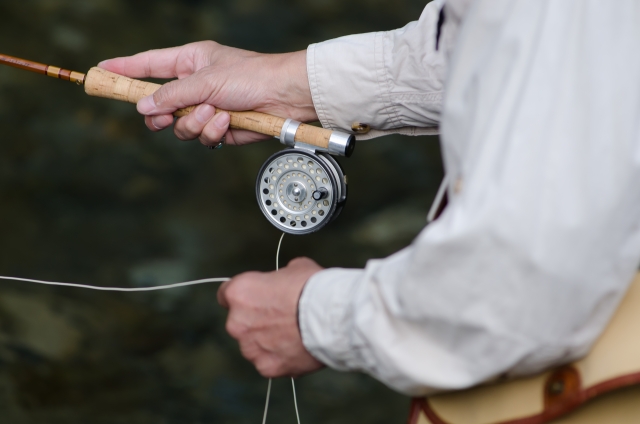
328;131;355;157
279;118;356;157
279;118;301;148
45;66;85;84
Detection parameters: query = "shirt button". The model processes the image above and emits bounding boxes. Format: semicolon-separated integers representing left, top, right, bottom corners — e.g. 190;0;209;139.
351;122;371;134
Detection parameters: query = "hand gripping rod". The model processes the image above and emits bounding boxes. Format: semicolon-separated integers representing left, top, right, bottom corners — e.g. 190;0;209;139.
0;53;355;157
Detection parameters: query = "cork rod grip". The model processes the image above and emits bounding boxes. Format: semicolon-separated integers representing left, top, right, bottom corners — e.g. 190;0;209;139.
84;67;331;149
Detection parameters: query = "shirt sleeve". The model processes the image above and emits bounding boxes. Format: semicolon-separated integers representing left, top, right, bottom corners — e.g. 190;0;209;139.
306;0;446;138
299;0;640;396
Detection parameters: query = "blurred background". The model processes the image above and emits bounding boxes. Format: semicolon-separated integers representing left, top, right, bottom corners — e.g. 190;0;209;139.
0;0;442;422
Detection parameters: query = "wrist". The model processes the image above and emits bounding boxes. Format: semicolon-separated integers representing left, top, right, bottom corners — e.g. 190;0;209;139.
273;50;318;123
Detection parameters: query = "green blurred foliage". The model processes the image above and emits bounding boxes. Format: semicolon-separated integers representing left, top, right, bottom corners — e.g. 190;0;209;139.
0;0;442;422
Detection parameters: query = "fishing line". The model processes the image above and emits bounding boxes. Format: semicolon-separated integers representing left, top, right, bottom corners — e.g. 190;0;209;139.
0;232;301;424
0;276;230;291
262;378;273;424
0;53;351;424
262;233;302;424
292;378;302;424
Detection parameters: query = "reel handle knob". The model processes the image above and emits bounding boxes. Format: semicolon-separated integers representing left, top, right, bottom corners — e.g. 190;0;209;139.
312;188;329;201
84;67;355;156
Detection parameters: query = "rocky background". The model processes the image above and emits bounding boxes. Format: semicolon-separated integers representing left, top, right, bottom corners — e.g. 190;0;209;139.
0;0;442;422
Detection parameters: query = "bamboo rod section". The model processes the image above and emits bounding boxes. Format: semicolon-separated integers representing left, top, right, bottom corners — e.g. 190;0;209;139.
0;53;85;84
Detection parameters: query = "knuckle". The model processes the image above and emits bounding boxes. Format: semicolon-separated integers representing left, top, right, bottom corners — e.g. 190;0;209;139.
239;342;260;362
234;271;260;284
227;280;240;303
224;283;242;304
255;361;273;378
197;135;211;146
225;280;249;306
173;124;190;141
153;81;178;110
200;40;219;50
174;118;202;141
200;126;224;144
225;319;247;339
224;272;263;306
256;360;282;379
183;119;203;139
152;89;167;109
288;257;312;267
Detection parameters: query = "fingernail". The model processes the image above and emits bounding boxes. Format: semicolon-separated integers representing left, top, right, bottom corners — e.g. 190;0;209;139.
137;96;157;115
213;112;230;129
195;104;215;123
97;60;110;68
151;116;163;130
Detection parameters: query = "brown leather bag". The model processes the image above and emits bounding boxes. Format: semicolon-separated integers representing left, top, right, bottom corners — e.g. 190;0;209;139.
408;273;640;424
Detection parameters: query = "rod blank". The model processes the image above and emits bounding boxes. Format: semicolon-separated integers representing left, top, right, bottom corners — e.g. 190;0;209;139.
0;53;85;84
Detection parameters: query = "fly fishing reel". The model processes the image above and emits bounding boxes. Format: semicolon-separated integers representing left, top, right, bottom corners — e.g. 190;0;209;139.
256;119;355;235
0;54;358;234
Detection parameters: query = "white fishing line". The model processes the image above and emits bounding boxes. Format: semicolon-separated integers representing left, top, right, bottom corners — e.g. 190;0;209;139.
292;377;301;424
262;232;301;424
276;232;285;271
0;231;300;424
261;377;273;424
0;276;230;291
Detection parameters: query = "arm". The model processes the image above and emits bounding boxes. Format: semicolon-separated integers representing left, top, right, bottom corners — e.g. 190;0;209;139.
100;1;450;382
300;0;640;395
99;45;315;147
308;0;446;137
172;0;640;396
99;1;447;145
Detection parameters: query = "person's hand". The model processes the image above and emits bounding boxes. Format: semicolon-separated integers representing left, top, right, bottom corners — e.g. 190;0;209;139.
98;41;317;147
217;257;325;377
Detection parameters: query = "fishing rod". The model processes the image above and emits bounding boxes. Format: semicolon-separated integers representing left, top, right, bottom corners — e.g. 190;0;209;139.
0;53;356;234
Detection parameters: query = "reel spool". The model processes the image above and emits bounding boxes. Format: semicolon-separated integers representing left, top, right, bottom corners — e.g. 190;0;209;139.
256;119;354;235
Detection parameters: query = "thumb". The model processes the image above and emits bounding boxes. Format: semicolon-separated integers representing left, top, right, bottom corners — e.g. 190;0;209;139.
137;71;214;116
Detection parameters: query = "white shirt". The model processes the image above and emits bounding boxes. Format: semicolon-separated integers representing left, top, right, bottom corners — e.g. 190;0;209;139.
298;0;640;395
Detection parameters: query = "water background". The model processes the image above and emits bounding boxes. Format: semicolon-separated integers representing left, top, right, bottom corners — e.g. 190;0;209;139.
0;0;442;422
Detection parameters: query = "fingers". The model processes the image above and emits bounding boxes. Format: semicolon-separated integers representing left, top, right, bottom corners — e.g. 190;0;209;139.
217;281;231;309
198;112;230;146
224;129;272;146
137;71;215;116
234;327;286;378
142;104;231;145
141;109;271;146
218;271;257;309
173;104;216;140
173;106;230;146
254;354;285;379
98;46;186;79
237;339;285;378
144;114;174;131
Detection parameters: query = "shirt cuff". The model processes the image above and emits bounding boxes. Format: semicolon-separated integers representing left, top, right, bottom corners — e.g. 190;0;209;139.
298;267;364;370
307;32;383;133
306;2;445;136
